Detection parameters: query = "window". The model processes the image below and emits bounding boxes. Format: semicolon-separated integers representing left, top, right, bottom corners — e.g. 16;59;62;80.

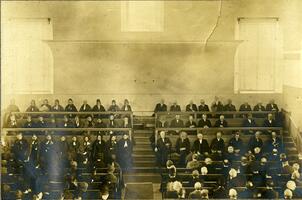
121;1;164;32
234;18;282;93
2;18;53;94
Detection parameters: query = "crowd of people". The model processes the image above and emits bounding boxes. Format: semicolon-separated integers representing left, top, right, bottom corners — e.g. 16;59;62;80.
1;130;134;199
154;130;302;199
3;97;301;200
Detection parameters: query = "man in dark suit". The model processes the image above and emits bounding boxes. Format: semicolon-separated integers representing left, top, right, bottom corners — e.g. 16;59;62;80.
266;99;279;112
214;115;228;127
228;132;244;154
117;133;133;171
185;115;197;134
211;96;224;112
192;132;209;158
248;131;263;153
265;131;283;153
155;131;172;167
156;115;169;128
261;179;279;199
154;99;167;113
198;114;212;128
170;114;184;128
79;100;92;118
243;113;257;134
26;100;40;112
188;182;203;199
198;99;210;112
186;100;198;112
239;102;252;111
12;132;29;165
253;102;266;118
263;113;277;127
92;99;106;118
108;100;120;112
35;115;47;128
121;99;132;111
239;102;252;118
210;132;225;160
65;98;78;118
175;131;191;167
170;101;181;112
224;99;236;118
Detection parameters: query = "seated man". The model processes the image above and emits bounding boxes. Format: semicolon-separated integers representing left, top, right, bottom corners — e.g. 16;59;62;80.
26;100;39;112
156;115;169;128
224;99;236;118
121;99;132;111
266;99;279;112
51;99;64;118
263;113;277;127
59;115;74;128
188;182;203;199
242;113;257;134
186;100;198;112
39;99;51;112
95;118;107;136
265;131;283;153
198;114;212;128
239;102;252;118
211;96;224;112
170;114;184;128
36;116;48;128
92;99;106;118
7;114;18;128
210;132;225;160
175;131;191;167
248;131;263;153
188;170;201;187
84;116;95;128
108;114;118;128
79;100;92;117
239;102;252;111
170;101;181;112
186;115;197;128
192;132;209;159
229;188;238;200
154;99;167;113
214;115;228;127
108;100;120;112
228;132;244;154
225;146;240;163
65;98;78;118
185;115;197;134
253;102;266;118
198;99;210;112
23;115;36;128
227;168;244;188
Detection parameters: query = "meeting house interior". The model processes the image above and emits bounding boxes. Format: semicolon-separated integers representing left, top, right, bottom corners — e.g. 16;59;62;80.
1;1;302;200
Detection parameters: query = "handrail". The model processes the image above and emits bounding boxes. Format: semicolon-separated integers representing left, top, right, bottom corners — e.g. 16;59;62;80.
154;127;283;145
3;128;132;132
156;127;282;131
10;111;133;115
155;111;275;115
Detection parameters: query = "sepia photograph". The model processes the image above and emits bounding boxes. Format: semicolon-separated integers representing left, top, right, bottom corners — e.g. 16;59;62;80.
1;0;302;199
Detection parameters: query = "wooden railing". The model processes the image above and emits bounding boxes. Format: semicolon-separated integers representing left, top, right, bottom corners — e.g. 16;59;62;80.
154;127;283;145
4;111;134;128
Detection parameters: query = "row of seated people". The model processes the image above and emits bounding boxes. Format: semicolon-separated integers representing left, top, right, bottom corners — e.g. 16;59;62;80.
153;131;283;168
156;113;280;129
6;114;132;129
6;98;132;114
1;132;135;199
154;97;279;113
160;149;302;199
